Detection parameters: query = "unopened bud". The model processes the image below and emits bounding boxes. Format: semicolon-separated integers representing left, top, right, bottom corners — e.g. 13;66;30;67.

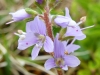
80;16;86;22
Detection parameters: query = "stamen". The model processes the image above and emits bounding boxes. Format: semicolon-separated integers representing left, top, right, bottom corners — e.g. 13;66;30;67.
64;51;68;55
76;16;86;26
80;16;86;22
14;32;26;40
17;30;26;35
38;35;45;42
56;58;64;67
76;21;83;26
6;20;15;25
14;32;20;36
81;25;95;30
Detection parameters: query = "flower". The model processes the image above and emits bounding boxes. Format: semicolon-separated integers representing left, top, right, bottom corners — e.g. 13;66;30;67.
6;9;30;24
44;34;80;70
54;7;94;40
15;16;54;60
54;7;77;27
36;0;43;4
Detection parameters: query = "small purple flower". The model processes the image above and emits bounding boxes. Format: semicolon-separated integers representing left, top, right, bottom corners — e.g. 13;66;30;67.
54;7;76;27
6;9;30;24
54;7;94;40
15;16;54;60
44;34;80;70
36;0;43;4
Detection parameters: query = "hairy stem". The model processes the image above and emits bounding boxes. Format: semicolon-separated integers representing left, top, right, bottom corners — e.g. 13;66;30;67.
43;6;54;41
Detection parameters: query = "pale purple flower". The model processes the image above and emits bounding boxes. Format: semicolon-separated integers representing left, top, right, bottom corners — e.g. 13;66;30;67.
54;7;76;27
6;9;30;24
54;7;94;40
15;16;54;60
44;34;80;70
36;0;43;4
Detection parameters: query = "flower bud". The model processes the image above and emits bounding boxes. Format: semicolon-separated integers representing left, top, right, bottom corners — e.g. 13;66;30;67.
6;9;30;24
36;0;43;4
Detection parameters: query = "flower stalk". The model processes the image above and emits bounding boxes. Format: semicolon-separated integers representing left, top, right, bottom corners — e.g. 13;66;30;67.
44;7;54;41
40;6;54;41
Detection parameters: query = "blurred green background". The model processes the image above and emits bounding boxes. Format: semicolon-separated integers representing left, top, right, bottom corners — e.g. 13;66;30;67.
0;0;100;75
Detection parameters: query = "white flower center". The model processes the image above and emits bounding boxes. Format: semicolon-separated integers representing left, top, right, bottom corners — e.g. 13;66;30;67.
55;58;65;67
38;35;45;42
68;20;77;27
34;33;45;42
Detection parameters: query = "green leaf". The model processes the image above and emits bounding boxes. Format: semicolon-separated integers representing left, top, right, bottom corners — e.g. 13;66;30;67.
78;69;91;75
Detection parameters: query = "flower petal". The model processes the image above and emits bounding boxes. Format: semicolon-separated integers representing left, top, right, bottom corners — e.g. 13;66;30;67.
64;55;80;67
75;34;86;40
62;41;68;50
66;44;80;54
18;32;37;50
43;36;54;52
44;58;56;70
62;65;68;70
65;7;71;19
54;34;65;58
31;45;42;60
54;16;70;28
65;26;86;40
26;16;46;35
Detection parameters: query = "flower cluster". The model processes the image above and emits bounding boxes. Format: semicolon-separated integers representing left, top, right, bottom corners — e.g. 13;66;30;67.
7;4;94;71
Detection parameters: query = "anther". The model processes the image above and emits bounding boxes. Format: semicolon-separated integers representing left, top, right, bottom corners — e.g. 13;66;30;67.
14;32;26;40
80;16;86;23
56;58;64;67
38;35;45;42
17;30;26;35
64;51;68;55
